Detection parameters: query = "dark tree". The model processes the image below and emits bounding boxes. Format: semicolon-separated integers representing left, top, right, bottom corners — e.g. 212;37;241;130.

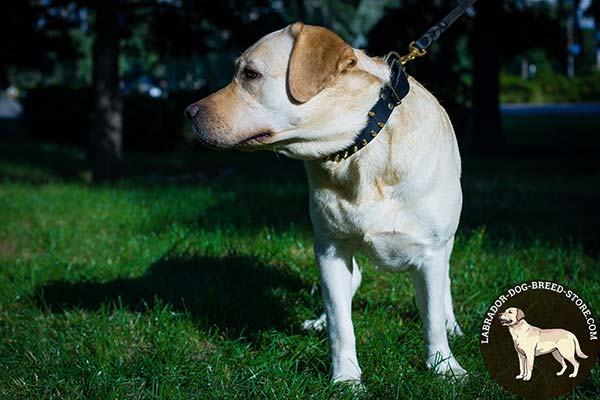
0;1;79;89
90;0;122;181
471;0;503;154
0;2;38;88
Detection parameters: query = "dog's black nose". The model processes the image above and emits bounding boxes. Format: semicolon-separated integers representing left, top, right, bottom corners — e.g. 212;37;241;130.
185;104;200;120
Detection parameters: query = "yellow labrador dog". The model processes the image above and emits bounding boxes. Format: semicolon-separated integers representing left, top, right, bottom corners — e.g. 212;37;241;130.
185;22;465;382
499;307;588;381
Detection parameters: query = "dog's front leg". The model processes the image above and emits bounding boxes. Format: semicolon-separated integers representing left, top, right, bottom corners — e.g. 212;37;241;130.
412;249;466;377
523;350;535;381
516;350;526;379
303;257;362;332
314;239;361;383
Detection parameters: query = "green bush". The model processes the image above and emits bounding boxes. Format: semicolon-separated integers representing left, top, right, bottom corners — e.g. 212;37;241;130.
535;72;579;102
501;71;600;103
500;75;540;103
576;72;600;101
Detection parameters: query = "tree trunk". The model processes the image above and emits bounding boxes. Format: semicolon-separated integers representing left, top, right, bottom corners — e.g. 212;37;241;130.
471;0;503;154
90;0;122;181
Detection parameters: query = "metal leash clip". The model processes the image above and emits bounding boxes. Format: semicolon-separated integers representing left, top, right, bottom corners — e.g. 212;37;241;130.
399;41;427;65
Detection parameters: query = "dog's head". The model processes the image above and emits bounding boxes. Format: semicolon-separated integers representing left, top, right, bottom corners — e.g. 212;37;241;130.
499;307;525;327
184;22;384;160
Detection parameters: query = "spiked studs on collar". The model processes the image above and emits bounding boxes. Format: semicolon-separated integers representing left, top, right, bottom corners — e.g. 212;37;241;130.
325;54;410;163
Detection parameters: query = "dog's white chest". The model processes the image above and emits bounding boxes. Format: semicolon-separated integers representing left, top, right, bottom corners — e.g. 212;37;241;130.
304;110;462;272
310;191;439;270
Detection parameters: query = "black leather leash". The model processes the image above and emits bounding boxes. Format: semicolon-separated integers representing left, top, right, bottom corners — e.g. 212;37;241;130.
325;0;477;163
398;0;478;65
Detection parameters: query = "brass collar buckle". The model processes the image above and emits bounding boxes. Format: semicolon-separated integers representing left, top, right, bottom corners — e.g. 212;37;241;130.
386;61;404;105
385;83;403;106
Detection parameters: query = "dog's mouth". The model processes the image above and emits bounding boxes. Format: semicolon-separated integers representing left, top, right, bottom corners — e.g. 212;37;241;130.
236;130;273;149
190;125;227;150
190;124;273;150
499;318;513;326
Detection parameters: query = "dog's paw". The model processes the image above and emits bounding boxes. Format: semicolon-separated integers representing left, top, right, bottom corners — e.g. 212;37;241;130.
302;314;327;332
428;354;468;380
446;321;464;337
436;364;468;380
568;372;577;378
331;360;362;386
330;379;366;399
332;374;362;385
522;375;532;381
515;374;524;379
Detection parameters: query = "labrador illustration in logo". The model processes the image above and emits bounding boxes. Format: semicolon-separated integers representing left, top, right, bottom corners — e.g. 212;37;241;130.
499;307;588;381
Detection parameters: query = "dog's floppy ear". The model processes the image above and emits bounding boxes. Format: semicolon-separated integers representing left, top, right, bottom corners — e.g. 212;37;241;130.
287;21;357;103
516;308;525;321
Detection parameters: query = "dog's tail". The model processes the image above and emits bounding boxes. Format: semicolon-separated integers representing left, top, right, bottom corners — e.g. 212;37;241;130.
573;335;588;359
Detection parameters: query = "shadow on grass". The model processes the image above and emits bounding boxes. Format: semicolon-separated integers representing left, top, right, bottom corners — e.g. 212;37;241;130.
460;157;600;251
0;137;88;183
33;254;306;337
461;188;600;250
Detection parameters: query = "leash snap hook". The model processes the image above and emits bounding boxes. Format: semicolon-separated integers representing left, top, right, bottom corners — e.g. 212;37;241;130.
400;41;427;65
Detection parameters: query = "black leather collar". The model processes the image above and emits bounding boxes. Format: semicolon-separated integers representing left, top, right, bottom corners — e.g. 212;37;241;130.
325;55;410;162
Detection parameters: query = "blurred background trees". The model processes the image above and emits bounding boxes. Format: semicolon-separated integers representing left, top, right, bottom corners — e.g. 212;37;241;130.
1;0;599;181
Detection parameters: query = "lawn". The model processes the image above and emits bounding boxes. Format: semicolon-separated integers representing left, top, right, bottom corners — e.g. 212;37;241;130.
0;116;599;399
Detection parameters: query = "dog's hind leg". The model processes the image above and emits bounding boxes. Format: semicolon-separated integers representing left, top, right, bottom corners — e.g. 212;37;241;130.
564;353;580;378
303;257;361;332
412;248;467;377
443;236;463;337
302;311;327;331
557;336;581;378
552;350;568;376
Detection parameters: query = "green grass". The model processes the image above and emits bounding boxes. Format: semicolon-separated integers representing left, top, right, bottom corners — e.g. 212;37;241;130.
0;124;599;399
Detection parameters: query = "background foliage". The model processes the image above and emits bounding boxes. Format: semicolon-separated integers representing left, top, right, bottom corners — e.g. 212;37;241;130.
2;0;600;152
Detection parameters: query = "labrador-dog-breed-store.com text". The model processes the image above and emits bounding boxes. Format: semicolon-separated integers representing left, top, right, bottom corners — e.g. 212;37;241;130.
185;22;466;383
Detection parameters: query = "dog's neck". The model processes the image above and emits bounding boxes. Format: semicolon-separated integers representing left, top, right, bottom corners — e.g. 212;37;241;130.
508;319;530;336
303;53;448;203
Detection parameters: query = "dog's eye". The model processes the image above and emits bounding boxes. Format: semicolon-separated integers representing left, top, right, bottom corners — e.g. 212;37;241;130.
242;67;260;80
508;310;513;313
